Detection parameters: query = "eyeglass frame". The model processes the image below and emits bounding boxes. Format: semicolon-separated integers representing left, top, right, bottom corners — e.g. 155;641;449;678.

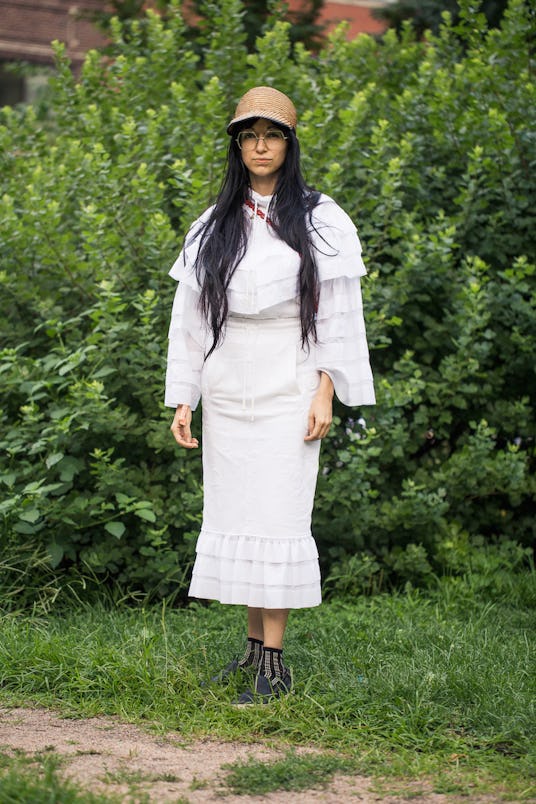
235;128;289;151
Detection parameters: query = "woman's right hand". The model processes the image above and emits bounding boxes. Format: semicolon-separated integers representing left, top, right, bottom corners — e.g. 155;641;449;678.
170;404;199;449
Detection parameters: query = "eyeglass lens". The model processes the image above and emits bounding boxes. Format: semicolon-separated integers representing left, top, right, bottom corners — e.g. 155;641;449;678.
237;130;287;149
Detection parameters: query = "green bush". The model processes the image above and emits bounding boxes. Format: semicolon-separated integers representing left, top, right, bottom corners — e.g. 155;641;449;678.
0;0;534;604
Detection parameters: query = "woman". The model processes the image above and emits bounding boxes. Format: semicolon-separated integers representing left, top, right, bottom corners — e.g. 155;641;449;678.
165;86;375;705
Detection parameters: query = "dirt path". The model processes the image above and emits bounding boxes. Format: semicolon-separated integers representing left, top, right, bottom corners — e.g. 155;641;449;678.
0;706;507;803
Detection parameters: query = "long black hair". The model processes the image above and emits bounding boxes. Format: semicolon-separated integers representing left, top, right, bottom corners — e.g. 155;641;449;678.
192;120;321;357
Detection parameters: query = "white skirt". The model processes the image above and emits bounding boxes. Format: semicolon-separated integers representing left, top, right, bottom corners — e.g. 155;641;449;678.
188;312;322;609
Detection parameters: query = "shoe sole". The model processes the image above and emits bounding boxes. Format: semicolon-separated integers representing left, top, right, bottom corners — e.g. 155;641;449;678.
201;664;257;687
230;689;293;707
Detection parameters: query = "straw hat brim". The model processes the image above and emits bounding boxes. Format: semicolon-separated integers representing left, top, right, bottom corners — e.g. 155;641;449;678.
227;86;297;134
227;112;294;134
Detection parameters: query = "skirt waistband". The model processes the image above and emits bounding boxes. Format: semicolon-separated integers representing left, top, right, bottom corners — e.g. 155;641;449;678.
228;314;301;330
206;315;309;422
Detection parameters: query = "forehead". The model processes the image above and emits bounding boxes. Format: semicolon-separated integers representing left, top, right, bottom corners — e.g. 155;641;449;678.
246;118;281;132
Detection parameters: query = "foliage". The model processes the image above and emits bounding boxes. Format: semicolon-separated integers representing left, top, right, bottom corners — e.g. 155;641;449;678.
373;0;510;37
88;0;327;53
223;751;356;794
0;0;534;603
188;0;327;53
0;752;119;803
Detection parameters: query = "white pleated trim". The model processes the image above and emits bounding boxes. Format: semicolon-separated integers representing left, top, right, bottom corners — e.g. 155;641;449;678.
316;370;375;407
227;275;298;316
168;195;367;312
191;555;320;587
164;379;199;409
196;529;319;562
189;575;322;609
188;528;322;608
315;275;375;406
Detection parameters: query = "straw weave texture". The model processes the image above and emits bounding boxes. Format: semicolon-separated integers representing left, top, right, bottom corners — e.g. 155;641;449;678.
227;86;297;132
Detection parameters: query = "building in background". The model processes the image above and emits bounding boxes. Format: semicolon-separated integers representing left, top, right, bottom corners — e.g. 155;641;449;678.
0;0;390;105
293;0;390;39
0;0;108;103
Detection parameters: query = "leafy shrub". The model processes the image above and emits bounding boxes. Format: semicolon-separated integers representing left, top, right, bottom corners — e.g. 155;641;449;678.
0;0;534;604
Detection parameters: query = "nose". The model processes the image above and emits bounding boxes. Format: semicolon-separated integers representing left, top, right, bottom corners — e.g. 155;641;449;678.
255;135;268;153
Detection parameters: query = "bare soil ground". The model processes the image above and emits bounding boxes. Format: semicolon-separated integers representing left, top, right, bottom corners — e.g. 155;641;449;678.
0;706;511;803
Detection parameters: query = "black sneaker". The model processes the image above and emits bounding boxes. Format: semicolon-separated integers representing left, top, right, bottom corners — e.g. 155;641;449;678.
202;658;255;686
232;670;292;705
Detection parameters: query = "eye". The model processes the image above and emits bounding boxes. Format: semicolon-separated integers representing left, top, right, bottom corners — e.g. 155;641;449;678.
266;130;284;140
241;131;257;141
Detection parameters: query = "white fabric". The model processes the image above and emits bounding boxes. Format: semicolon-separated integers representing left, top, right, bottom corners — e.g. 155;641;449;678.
165;191;376;409
165;190;375;609
315;277;375;406
165;283;206;410
189;315;322;608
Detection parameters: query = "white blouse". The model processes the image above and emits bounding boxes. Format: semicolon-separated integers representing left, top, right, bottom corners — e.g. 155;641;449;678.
165;191;375;410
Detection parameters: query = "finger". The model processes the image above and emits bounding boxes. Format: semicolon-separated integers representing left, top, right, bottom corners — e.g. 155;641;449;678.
181;438;199;449
304;423;321;441
183;427;199;447
171;423;198;448
179;439;199;449
174;432;199;449
305;418;331;441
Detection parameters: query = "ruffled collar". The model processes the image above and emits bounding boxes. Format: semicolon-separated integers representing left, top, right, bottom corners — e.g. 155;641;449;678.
245;189;274;226
250;189;273;208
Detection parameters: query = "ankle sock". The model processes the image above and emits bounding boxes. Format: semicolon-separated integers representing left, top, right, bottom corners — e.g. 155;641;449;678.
237;637;263;669
260;646;287;680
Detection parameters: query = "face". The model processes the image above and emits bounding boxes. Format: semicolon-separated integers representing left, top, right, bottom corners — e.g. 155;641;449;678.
237;118;289;193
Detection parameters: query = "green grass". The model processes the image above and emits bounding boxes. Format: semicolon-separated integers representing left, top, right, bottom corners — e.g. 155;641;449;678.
0;750;120;803
222;750;356;794
0;576;535;799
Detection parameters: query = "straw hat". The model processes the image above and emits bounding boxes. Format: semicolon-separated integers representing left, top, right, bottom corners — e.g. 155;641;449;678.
227;86;297;133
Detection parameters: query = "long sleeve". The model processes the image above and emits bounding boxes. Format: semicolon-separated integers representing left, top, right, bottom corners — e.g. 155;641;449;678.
315;275;375;406
309;195;375;407
165;282;205;410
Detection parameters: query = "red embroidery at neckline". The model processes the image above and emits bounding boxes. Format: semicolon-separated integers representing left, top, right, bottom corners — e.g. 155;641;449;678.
244;198;273;227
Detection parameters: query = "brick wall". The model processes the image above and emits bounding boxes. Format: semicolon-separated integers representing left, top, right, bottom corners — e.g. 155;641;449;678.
316;0;389;38
0;0;389;69
0;0;108;66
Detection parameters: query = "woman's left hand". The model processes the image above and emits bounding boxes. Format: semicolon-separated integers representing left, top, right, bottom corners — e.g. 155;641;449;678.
305;372;334;441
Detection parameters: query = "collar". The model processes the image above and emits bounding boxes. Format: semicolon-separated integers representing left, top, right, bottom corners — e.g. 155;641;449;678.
244;197;273;227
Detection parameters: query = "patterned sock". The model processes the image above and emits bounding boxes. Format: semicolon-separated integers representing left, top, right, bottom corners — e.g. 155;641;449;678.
237;637;263;669
260;647;287;680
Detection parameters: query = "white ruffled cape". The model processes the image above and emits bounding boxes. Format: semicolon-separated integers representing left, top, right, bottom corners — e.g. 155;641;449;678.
165;191;375;410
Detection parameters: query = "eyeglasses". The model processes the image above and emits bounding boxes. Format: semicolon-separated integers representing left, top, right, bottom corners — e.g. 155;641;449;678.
236;129;288;150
